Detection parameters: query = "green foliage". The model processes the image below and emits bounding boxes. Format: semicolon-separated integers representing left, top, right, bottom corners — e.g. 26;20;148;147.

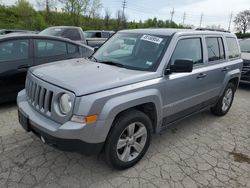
236;32;250;39
0;2;187;31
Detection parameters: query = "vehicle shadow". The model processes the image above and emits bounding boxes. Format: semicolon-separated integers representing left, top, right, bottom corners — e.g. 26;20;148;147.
0;101;16;111
239;83;250;90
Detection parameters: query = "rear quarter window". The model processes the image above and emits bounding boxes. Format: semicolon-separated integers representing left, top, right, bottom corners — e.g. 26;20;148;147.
226;37;240;59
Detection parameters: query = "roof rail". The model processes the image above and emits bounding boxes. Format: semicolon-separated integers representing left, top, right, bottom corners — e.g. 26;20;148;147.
195;28;230;33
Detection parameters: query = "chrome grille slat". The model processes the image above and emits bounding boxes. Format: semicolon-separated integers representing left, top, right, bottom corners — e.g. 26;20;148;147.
44;90;51;113
39;88;45;109
35;86;41;107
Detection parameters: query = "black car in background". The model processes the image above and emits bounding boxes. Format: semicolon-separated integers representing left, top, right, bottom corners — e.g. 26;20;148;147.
0;34;94;103
239;38;250;84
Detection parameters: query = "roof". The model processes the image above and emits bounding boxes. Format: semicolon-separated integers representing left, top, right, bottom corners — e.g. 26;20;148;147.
86;30;115;33
45;26;81;29
119;28;236;37
0;33;92;49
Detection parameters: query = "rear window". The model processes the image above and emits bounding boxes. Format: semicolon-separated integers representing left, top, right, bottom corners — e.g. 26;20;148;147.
226;37;240;59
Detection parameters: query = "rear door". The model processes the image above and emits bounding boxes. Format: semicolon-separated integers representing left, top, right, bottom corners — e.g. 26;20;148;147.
0;39;32;101
202;36;228;98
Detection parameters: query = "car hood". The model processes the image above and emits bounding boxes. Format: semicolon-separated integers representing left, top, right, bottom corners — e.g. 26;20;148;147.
242;52;250;60
30;58;160;96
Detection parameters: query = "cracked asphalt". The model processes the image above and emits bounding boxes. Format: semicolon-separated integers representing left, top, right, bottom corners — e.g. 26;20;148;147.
0;85;250;188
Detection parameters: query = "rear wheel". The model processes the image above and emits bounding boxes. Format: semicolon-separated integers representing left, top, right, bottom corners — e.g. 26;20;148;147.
211;82;236;116
105;109;152;170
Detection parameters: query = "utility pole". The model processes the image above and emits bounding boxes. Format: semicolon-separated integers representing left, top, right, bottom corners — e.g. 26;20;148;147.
121;0;127;28
199;13;203;28
170;8;175;23
182;12;186;25
228;12;233;31
122;0;127;20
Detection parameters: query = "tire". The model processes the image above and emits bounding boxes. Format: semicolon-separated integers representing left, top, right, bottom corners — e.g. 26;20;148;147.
211;82;236;116
104;109;153;170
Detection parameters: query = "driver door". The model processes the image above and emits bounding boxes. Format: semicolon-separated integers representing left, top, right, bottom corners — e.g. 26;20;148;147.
162;36;212;124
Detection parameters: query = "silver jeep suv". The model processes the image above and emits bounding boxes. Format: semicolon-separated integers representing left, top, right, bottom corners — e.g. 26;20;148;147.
17;29;243;169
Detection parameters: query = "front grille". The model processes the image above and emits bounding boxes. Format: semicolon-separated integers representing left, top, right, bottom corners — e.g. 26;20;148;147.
25;72;75;124
242;60;250;76
26;76;54;116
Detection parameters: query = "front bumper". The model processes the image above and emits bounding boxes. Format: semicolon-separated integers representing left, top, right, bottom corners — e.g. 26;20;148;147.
17;90;105;155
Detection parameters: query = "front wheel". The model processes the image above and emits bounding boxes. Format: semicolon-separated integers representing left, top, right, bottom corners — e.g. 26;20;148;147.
211;82;236;116
104;109;152;170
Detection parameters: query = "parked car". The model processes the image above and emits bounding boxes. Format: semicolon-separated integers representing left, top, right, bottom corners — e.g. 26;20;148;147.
84;30;115;48
0;33;93;103
239;38;250;84
0;29;35;35
17;29;242;169
39;26;87;45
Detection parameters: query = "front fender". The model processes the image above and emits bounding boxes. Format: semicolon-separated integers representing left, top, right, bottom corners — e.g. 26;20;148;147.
99;89;163;137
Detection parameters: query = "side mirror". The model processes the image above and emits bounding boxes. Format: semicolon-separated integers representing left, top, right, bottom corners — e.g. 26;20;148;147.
166;59;193;74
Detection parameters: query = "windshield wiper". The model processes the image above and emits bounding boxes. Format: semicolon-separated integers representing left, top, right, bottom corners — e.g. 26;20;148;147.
99;61;125;68
88;56;98;62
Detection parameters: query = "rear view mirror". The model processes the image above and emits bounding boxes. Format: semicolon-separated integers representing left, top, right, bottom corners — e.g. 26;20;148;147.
167;59;193;74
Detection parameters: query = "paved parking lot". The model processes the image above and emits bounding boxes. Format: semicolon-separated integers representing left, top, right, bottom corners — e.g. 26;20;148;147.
0;85;249;188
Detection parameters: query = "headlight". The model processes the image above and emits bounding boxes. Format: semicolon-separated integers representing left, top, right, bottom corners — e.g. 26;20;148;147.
59;93;72;115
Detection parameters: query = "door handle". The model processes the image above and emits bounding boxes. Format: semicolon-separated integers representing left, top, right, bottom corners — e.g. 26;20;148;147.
197;73;207;79
221;67;230;72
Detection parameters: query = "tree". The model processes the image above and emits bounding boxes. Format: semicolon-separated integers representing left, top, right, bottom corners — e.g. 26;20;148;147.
88;0;102;18
104;8;111;29
59;0;90;25
14;0;36;28
36;0;56;12
234;10;250;34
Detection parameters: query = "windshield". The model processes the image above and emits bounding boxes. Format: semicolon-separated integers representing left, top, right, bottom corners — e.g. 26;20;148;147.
93;33;169;71
239;40;250;53
39;28;65;36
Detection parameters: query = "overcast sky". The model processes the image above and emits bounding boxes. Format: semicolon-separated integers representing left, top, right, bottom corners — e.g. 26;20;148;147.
2;0;250;30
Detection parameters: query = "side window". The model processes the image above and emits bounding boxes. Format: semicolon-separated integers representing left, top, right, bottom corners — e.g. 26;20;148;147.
95;32;102;38
67;43;79;54
35;39;67;58
0;39;29;62
171;38;203;66
226;37;240;59
206;37;225;62
102;32;110;38
62;29;81;41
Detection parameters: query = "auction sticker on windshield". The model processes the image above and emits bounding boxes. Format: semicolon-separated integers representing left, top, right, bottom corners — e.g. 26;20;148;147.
141;35;163;44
